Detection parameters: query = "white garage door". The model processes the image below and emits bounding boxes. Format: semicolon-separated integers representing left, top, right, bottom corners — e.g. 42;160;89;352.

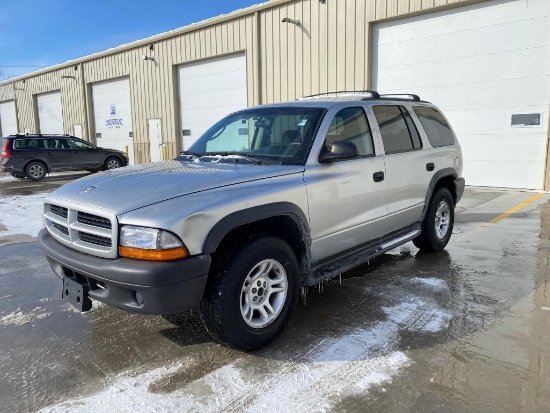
92;78;134;164
37;91;64;135
178;53;247;150
373;0;550;189
0;101;17;136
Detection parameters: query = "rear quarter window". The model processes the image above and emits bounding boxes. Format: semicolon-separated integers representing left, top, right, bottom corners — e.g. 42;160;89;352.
413;106;455;147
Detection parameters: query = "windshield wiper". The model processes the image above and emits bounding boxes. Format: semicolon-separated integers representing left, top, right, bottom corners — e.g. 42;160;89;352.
179;151;202;161
208;152;264;165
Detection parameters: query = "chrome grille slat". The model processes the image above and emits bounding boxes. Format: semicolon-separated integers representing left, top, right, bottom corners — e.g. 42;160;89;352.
78;232;112;247
77;212;111;229
50;205;68;218
52;222;69;236
44;202;117;259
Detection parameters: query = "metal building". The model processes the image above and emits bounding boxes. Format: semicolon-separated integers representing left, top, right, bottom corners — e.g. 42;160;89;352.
0;0;549;189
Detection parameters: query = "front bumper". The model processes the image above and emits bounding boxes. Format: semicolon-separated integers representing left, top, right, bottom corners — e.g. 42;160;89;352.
38;228;211;315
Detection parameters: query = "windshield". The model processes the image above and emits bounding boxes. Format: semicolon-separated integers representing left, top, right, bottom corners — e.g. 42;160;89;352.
188;107;326;165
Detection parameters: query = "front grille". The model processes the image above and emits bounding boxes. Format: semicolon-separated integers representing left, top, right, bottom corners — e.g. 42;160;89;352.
78;232;112;247
53;222;69;235
77;212;112;229
44;202;117;258
50;205;68;218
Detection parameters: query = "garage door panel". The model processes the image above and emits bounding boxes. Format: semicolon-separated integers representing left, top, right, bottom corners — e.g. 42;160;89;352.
377;18;547;68
378;48;547;90
183;74;247;95
374;0;550;189
465;160;545;189
445;106;548;135
390;79;550;112
375;0;546;42
460;139;548;163
0;101;17;136
179;53;247;150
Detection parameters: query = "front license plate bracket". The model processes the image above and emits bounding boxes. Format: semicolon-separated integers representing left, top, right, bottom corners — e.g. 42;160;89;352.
62;276;92;312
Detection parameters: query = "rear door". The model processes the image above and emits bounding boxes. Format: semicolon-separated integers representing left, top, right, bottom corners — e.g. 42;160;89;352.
370;104;433;233
305;106;388;262
44;138;71;170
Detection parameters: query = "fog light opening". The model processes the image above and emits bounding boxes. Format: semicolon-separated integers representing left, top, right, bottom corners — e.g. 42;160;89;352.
135;292;145;306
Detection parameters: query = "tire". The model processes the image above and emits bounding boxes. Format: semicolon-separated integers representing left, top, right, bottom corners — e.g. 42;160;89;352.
413;187;454;252
25;161;47;181
199;236;300;351
104;156;121;170
10;172;25;179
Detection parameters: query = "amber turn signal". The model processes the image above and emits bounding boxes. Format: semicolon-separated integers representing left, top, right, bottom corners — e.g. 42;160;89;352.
118;246;188;261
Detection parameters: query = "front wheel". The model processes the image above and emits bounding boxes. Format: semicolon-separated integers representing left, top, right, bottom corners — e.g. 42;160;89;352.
104;156;121;170
199;236;300;351
413;187;454;252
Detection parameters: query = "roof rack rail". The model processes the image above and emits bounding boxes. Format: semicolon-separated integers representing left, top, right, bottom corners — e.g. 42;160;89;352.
379;94;421;101
298;90;380;100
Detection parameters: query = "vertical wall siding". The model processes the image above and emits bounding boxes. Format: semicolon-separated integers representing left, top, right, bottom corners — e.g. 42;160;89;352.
1;0;482;161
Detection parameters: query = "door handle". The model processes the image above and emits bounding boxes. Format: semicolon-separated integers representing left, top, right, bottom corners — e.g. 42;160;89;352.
426;162;435;172
373;171;385;182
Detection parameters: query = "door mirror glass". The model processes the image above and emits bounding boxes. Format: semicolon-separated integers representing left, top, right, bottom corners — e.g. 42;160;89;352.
319;141;358;163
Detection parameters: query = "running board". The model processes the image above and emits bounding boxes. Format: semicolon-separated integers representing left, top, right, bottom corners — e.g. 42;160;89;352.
307;226;421;285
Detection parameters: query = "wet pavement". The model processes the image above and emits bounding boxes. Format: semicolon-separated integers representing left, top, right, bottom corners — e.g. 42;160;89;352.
0;181;548;412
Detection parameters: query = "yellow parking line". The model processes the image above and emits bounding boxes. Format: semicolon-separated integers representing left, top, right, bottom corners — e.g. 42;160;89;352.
456;192;545;242
480;192;545;228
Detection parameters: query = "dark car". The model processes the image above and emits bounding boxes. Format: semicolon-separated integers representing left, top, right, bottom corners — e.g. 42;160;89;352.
0;134;129;181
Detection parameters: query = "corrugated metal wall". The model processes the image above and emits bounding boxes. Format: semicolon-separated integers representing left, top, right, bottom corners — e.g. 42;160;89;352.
0;0;483;163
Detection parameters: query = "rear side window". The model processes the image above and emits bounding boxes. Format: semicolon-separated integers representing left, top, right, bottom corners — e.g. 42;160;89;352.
13;139;45;149
325;107;374;157
373;105;421;154
413;106;455;147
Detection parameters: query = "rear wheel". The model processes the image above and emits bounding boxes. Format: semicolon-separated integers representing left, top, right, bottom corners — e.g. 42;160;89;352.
199;236;300;351
10;172;25;179
25;161;47;181
104;156;121;170
413;187;454;252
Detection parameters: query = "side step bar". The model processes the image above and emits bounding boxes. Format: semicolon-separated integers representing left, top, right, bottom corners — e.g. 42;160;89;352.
307;226;421;285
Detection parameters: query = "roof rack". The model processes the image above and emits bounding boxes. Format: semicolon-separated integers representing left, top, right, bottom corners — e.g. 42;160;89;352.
298;90;381;100
379;94;421;101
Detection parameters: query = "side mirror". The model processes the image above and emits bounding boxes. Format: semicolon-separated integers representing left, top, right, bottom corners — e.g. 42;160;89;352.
319;141;358;163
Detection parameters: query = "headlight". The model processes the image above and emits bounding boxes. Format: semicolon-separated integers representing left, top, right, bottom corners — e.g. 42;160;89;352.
119;225;188;261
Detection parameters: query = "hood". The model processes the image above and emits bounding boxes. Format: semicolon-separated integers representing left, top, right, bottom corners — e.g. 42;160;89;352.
47;160;304;215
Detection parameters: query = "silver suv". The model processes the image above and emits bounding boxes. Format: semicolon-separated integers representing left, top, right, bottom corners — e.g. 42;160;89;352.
38;91;464;351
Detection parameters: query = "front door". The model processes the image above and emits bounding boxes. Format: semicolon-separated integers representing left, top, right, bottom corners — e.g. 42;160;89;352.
66;138;104;170
148;119;163;162
304;107;388;262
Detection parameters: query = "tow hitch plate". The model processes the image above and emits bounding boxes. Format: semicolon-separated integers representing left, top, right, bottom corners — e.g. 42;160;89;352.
62;277;92;312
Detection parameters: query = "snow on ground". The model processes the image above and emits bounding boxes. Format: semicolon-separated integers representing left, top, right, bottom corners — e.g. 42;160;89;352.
39;284;454;413
0;192;48;237
0;307;52;326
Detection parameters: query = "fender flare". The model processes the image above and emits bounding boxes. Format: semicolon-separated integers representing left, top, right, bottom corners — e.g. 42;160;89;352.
203;202;311;258
420;168;458;221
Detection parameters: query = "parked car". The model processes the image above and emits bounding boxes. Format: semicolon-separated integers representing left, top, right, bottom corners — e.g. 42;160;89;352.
38;91;464;351
0;134;128;181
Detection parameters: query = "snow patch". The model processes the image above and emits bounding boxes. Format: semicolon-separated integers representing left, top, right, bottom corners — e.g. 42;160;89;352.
0;307;52;326
409;277;449;291
0;192;48;237
39;322;410;412
383;301;453;333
